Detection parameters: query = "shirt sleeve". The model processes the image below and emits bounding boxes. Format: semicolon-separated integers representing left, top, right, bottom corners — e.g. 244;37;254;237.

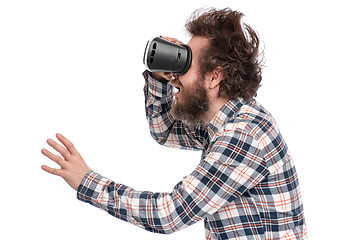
143;70;206;150
76;128;269;235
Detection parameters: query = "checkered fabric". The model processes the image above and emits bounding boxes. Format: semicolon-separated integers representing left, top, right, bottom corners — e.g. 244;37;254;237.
77;71;307;239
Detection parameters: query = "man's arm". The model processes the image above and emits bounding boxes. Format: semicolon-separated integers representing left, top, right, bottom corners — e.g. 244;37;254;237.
144;70;206;150
75;129;269;234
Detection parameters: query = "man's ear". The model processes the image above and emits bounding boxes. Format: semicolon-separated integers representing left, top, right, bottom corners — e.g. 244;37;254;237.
208;66;223;90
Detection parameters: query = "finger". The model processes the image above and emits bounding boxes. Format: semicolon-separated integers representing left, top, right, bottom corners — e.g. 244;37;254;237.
41;164;62;177
161;36;183;45
56;133;77;155
41;148;67;167
174;40;183;45
47;138;71;159
160;36;174;41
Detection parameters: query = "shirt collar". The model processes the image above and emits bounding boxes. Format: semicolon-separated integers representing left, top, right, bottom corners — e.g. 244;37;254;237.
206;98;245;139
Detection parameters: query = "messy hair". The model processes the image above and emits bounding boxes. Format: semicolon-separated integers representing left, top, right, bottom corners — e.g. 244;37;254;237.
185;8;263;102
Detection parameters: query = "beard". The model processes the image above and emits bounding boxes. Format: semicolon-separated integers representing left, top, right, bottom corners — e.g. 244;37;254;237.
171;77;209;125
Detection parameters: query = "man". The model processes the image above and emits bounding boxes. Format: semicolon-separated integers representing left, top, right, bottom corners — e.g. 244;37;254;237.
41;8;307;239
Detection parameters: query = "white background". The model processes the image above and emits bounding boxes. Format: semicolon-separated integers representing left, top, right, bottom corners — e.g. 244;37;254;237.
1;0;359;239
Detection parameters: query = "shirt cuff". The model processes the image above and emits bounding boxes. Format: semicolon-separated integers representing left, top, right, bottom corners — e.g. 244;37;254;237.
143;70;172;99
76;170;108;204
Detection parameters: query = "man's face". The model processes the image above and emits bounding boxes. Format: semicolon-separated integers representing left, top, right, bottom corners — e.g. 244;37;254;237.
169;36;210;125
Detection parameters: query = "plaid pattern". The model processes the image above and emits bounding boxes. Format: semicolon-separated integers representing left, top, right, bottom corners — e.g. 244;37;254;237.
77;71;307;239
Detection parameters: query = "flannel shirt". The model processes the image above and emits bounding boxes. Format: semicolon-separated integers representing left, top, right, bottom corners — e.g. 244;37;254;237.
77;71;307;239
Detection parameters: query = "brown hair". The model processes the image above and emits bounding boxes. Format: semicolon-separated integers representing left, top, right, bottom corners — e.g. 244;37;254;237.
185;8;263;102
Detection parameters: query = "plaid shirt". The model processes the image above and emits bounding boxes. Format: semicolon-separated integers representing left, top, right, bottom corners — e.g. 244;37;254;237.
77;71;307;239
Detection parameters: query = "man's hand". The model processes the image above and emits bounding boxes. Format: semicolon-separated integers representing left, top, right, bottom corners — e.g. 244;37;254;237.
41;133;91;191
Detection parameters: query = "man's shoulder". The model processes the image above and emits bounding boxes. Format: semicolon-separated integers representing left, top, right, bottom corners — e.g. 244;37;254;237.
223;99;279;141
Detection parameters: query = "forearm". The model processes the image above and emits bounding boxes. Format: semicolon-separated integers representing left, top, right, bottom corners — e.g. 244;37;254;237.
143;71;204;150
77;171;199;234
143;71;176;145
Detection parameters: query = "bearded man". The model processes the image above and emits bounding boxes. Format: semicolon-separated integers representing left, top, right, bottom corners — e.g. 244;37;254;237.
42;8;307;240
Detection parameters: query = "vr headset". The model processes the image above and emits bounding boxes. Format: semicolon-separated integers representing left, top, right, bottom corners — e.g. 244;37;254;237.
143;37;192;75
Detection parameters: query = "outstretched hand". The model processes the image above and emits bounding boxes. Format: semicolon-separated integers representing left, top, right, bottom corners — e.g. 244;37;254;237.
41;133;91;190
